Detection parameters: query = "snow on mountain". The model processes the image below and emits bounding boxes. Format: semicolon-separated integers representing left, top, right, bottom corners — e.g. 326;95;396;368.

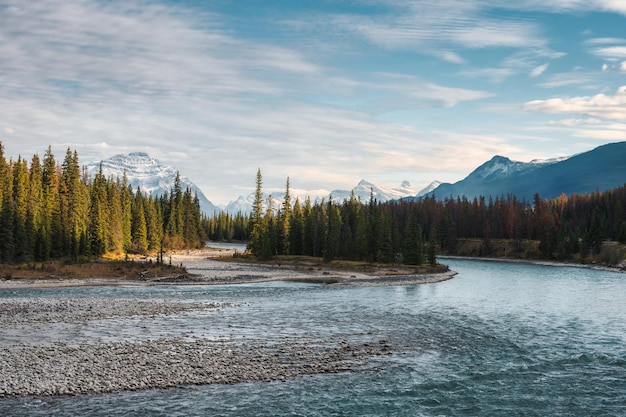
416;142;626;202
329;179;419;203
470;155;540;181
86;152;220;215
416;181;441;197
224;180;419;215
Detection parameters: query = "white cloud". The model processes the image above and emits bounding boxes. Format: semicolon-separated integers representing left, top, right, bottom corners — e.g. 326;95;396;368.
530;63;549;77
435;51;466;64
460;67;515;83
591;46;626;61
621;62;626;72
538;71;601;89
549;118;602;127
524;86;626;120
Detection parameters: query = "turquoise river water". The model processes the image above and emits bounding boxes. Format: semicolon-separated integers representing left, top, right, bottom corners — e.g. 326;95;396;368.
0;258;625;416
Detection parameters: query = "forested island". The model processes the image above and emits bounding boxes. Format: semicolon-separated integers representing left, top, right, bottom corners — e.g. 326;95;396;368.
1;144;625;269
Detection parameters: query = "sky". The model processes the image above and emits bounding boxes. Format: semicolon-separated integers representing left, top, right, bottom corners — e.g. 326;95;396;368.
1;0;626;205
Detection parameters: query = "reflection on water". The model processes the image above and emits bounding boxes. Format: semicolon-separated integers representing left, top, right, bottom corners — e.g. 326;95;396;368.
1;258;624;416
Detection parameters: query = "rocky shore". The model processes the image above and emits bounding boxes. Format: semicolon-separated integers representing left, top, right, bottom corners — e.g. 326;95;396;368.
0;337;390;397
0;295;392;397
0;297;227;325
0;251;453;397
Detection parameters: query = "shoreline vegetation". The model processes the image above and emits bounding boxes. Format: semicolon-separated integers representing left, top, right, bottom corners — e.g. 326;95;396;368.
0;247;456;289
1;238;624;291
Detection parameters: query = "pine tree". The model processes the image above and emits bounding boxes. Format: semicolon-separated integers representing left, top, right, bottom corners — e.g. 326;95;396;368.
289;197;304;255
277;177;292;255
402;210;424;265
88;165;108;255
41;147;61;259
131;188;148;253
0;156;14;262
12;157;30;260
248;168;266;257
323;197;342;262
28;154;46;260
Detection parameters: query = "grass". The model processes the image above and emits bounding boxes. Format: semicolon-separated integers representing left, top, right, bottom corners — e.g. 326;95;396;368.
0;258;186;280
216;253;449;275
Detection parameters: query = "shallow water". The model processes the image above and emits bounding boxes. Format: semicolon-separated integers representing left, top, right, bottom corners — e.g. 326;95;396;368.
1;259;625;416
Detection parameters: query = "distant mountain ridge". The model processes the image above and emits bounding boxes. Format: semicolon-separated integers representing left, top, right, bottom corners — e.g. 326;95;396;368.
224;179;424;215
424;141;626;202
86;152;220;215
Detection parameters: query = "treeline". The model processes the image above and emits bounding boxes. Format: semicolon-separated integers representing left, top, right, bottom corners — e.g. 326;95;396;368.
0;143;206;263
243;169;626;264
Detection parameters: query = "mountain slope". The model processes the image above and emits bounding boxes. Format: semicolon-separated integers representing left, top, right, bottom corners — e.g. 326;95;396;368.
87;152;220;215
427;141;626;201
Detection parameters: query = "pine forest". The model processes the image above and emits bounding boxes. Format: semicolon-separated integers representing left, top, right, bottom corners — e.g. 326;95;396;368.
0;143;206;263
2;145;626;267
245;169;626;266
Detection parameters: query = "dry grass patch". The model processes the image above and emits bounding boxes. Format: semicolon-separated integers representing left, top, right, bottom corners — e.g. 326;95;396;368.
0;259;186;281
216;254;448;275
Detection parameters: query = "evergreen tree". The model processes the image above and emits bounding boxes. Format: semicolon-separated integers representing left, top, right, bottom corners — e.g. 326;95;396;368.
323;197;342;262
402;210;424;265
12;157;30;260
277;177;292;255
131;188;148;253
289;197;304;255
41;146;61;258
28;154;46;260
88;165;108;255
248;168;266;257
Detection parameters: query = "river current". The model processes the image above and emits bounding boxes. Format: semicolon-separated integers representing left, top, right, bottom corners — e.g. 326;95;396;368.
1;258;625;416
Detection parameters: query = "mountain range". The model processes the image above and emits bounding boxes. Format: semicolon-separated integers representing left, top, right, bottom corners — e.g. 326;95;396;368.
424;141;626;202
87;141;626;216
223;179;436;215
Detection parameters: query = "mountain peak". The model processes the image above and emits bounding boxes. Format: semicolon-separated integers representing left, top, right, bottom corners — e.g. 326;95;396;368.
127;151;150;158
87;152;220;214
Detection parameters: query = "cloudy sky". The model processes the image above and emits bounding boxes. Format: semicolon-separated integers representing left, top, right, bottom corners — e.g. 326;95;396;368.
1;0;626;205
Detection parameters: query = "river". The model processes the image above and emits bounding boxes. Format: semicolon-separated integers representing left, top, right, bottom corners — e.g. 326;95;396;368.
1;258;624;416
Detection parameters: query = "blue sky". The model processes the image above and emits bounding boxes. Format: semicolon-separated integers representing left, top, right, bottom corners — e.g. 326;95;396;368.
1;0;626;204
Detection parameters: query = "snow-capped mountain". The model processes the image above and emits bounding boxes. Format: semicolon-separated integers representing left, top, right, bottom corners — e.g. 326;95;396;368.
416;181;441;197
329;180;419;203
469;156;539;181
224;180;419;215
86;152;220;215
224;191;311;215
421;141;626;202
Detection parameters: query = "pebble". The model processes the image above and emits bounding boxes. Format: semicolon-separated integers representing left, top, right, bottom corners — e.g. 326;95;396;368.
0;297;392;397
0;298;228;325
0;337;388;397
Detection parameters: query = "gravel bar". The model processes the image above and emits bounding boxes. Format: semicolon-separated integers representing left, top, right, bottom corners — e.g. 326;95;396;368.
0;337;391;397
0;296;393;397
0;298;228;325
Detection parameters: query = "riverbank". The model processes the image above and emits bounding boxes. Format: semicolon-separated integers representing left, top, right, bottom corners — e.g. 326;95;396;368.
439;254;626;274
0;248;456;289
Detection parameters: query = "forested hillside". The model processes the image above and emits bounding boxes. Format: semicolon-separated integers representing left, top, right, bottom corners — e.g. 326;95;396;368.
245;169;626;265
0;143;206;263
